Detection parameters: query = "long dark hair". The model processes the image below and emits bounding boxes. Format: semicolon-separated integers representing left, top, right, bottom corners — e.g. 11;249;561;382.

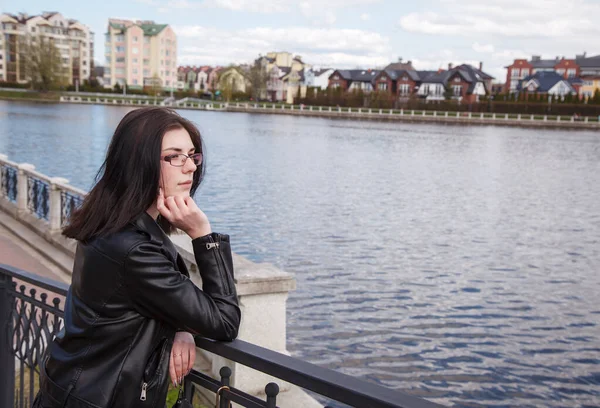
63;107;205;241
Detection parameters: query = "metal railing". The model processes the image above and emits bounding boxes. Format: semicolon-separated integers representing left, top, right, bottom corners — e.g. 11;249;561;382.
0;264;444;408
58;96;600;127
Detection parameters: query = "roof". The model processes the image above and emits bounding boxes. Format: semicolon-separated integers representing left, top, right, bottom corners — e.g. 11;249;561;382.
419;70;450;84
140;23;167;36
576;55;600;68
313;68;333;76
518;71;573;92
530;58;559;68
334;69;380;82
383;62;415;71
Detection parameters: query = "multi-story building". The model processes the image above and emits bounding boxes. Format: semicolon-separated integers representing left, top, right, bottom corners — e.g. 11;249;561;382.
104;19;177;90
0;12;93;85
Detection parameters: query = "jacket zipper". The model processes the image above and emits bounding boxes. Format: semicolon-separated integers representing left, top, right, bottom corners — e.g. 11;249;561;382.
206;235;232;294
140;382;147;401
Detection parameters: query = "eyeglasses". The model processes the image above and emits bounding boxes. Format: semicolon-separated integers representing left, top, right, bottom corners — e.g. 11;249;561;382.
162;153;203;167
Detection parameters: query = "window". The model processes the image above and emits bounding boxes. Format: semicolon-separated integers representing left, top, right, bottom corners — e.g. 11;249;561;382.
510;79;518;89
105;57;111;64
116;46;125;53
166;80;170;86
132;47;139;54
161;60;164;66
511;69;520;78
378;82;387;91
144;69;150;76
454;77;461;82
567;69;576;78
453;85;462;96
31;27;36;33
82;69;87;75
133;36;138;42
83;61;87;66
133;68;138;74
161;70;164;76
166;50;170;56
583;80;593;86
399;84;410;95
422;85;429;94
143;59;149;66
556;68;565;75
133;79;138;85
116;57;125;63
116;68;125;75
521;68;529;77
144;37;150;44
332;83;340;89
144;49;150;56
116;35;124;42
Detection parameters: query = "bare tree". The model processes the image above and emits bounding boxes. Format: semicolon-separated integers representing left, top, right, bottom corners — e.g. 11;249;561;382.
19;34;69;91
248;59;268;101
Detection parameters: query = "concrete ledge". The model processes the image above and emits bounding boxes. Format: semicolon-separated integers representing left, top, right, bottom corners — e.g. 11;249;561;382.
171;233;296;296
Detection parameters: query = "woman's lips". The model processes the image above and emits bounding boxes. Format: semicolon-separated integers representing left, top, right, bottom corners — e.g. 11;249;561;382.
179;180;192;186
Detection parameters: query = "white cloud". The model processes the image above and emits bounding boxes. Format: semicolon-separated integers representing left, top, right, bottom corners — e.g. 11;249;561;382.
360;13;370;21
174;25;392;68
154;0;380;24
399;0;600;38
472;42;494;53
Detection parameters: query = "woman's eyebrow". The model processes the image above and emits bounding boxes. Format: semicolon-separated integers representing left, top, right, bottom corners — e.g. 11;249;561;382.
162;147;195;152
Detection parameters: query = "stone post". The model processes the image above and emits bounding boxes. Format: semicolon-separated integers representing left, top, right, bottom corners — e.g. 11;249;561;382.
49;178;70;232
17;163;35;214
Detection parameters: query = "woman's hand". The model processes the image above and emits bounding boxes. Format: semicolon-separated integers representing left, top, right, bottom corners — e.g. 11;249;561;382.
170;331;197;387
157;188;211;239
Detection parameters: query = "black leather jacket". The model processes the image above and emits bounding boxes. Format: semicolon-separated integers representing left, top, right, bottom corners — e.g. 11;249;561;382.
36;212;241;408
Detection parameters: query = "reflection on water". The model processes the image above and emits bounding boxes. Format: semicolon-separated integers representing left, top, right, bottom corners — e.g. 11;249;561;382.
1;101;599;407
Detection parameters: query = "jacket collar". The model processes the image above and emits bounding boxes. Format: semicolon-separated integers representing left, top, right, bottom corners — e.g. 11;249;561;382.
133;211;169;244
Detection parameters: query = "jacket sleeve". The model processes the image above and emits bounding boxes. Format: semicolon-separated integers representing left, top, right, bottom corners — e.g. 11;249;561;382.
123;233;241;341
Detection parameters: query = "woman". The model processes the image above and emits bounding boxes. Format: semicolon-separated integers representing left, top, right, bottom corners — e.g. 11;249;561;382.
34;107;241;407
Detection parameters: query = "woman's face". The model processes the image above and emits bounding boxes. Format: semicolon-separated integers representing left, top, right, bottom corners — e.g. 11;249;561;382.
159;127;199;198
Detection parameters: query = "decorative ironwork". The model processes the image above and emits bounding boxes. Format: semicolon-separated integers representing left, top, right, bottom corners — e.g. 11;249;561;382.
27;177;50;221
0;265;443;408
60;191;84;227
1;165;18;203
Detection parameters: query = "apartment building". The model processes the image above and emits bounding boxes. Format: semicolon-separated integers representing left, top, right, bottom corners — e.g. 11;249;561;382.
0;12;93;85
104;19;177;90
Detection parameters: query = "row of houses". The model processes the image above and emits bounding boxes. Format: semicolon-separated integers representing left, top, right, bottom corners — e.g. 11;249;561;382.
505;53;600;98
176;51;334;102
177;57;495;103
328;61;494;103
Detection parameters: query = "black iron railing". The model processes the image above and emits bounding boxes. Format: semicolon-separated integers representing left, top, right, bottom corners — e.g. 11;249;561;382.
1;165;18;203
27;177;50;221
60;191;83;227
0;264;444;408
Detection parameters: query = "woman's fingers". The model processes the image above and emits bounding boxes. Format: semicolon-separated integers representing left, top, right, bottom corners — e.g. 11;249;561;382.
169;350;177;386
181;348;190;383
173;351;184;385
157;188;171;219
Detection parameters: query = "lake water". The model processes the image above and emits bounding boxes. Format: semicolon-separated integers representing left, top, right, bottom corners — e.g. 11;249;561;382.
1;101;599;407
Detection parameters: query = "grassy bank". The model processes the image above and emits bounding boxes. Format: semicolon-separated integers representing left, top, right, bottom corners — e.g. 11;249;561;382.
0;90;61;102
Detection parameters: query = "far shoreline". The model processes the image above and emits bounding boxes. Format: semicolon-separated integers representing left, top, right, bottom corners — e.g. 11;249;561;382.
1;95;599;131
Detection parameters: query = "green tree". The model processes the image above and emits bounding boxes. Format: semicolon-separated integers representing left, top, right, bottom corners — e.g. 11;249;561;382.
19;34;69;91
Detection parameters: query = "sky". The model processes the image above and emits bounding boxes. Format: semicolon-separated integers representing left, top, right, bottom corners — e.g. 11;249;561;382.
3;0;600;82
